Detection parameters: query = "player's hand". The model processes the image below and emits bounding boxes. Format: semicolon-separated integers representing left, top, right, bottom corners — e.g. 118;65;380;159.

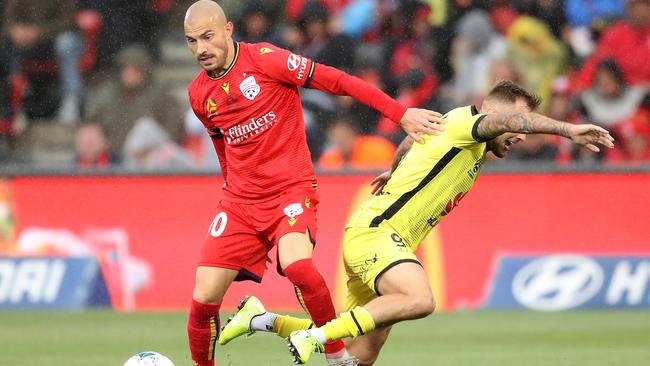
399;108;446;144
568;124;615;152
370;170;391;196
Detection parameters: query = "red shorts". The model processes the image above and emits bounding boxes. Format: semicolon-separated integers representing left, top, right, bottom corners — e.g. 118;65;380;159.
198;186;318;282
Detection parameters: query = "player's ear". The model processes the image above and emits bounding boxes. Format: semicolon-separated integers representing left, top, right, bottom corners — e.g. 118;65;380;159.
225;21;234;38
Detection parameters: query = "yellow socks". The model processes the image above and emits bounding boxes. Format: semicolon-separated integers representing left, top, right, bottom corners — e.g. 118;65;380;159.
274;315;314;338
273;306;376;342
322;306;376;341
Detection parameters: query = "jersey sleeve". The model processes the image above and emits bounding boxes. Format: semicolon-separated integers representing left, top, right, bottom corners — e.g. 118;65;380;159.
442;105;487;148
251;42;407;122
308;62;407;122
251;42;315;87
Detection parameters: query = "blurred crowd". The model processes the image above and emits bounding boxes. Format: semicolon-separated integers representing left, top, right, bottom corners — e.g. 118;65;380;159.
0;0;649;172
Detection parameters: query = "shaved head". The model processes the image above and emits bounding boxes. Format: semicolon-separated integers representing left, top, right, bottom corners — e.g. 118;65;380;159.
184;0;227;31
184;0;235;73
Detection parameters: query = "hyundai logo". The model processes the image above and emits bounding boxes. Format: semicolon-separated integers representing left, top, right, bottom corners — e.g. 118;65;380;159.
512;255;604;311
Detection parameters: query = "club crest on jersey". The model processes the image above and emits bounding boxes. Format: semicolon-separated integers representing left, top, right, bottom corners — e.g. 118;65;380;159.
259;47;274;55
240;75;260;100
206;98;218;117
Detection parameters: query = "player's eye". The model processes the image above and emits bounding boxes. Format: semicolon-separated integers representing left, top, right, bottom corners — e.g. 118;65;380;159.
186;38;196;44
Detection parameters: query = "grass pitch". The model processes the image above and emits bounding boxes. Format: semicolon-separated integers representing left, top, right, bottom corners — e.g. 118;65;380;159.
0;310;648;366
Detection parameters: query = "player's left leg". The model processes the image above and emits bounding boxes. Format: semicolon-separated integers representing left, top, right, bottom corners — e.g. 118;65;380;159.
288;262;435;364
278;188;350;362
278;231;350;362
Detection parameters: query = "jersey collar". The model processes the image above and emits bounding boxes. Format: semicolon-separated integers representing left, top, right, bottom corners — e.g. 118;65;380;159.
207;42;240;80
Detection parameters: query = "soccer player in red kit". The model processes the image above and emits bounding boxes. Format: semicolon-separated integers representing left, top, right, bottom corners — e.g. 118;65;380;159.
183;2;446;365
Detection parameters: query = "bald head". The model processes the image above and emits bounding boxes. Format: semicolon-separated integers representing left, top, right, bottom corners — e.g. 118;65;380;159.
184;0;235;72
185;0;227;30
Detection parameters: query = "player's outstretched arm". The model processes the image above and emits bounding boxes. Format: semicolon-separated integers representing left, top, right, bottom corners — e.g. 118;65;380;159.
307;63;446;143
475;113;615;151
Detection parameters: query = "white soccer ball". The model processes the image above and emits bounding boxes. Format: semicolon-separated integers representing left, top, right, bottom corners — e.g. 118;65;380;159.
123;351;175;366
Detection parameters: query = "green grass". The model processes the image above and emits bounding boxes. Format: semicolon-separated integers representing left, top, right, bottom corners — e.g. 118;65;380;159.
0;310;648;366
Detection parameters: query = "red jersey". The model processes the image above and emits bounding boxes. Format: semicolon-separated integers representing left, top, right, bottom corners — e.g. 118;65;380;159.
189;42;407;202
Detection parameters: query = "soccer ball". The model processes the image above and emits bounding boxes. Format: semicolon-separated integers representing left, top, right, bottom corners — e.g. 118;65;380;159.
123;351;175;366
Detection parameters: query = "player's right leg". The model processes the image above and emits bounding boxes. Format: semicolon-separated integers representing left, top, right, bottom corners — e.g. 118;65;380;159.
188;266;238;366
190;202;272;366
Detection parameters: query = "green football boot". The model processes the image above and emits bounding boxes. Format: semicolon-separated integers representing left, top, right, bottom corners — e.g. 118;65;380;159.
218;295;266;345
287;330;325;364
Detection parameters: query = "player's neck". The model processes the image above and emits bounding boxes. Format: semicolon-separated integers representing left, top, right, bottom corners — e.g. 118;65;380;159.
208;39;237;78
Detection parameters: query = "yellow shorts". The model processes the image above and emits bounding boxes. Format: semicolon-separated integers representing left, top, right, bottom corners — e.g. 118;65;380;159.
343;226;420;310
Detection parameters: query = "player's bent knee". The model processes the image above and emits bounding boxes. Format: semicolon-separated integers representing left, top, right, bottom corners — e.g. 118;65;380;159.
406;293;436;319
192;284;222;304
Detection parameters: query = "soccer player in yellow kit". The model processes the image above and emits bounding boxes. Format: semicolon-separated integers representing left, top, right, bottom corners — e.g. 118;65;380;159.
218;81;615;365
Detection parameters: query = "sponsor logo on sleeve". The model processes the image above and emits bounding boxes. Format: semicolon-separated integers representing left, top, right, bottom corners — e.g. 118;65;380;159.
287;53;301;71
239;75;261;100
284;203;304;227
287;53;309;80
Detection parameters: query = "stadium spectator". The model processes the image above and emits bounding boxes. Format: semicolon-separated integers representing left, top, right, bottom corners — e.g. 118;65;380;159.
376;69;437;144
89;0;167;66
578;59;649;161
87;44;184;153
573;0;650;90
3;0;84;123
443;10;508;108
564;0;625;58
506;14;566;111
0;41;11;137
75;121;118;170
514;0;567;38
566;0;625;27
295;1;357;71
318;114;396;170
122;117;194;170
183;108;219;171
234;0;282;45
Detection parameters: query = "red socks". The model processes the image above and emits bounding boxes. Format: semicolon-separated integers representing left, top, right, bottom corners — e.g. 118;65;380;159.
188;299;221;366
284;258;346;354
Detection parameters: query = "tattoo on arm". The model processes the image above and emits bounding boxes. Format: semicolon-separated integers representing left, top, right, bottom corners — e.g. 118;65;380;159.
475;113;571;141
390;137;414;173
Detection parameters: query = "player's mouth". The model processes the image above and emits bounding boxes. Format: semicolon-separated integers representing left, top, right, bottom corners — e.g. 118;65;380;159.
199;55;215;63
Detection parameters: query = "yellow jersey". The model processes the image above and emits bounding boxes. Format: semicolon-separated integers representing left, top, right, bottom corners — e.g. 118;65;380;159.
346;105;488;249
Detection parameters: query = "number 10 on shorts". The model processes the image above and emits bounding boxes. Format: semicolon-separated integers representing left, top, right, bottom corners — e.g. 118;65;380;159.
209;212;228;237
